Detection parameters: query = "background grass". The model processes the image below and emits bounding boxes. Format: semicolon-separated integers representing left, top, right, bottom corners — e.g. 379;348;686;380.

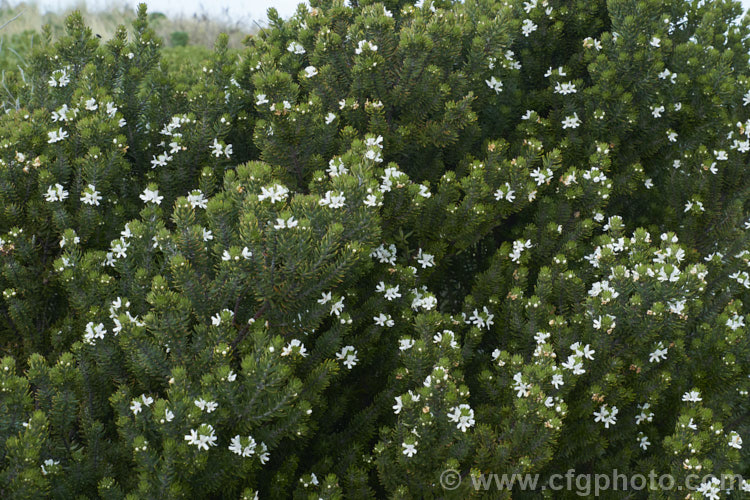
0;0;256;49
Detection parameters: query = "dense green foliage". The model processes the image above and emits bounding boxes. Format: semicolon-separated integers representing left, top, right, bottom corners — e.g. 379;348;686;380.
0;0;749;498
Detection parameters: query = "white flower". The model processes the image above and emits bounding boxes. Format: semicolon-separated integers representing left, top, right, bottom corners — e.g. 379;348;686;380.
509;239;532;263
650;37;661;47
336;346;359;369
554;81;577;95
728;432;743;450
229;435;257;457
256;94;269;105
85;98;98;111
303;65;318;78
242;247;252;259
551;373;564;389
187;190;207;209
485;76;503;93
194;398;218;413
374;313;394;327
364;193;379;207
84;322;107;345
325;112;336;124
402;442;417;457
521;19;538;37
651;105;665;118
696;477;721;500
130;400;143;415
562;113;581;129
80;184;102;206
512;372;531;398
468;306;495;330
141;394;154;406
494;182;516;202
667;130;678;142
416;249;435;268
644;178;653;189
106;101;118;117
638;434;651;450
48;68;70;87
330;297;345;316
47;128;69;144
45;183;69;202
446;404;475;432
649;342;668;363
635;403;654;425
682;390;702;402
355;40;378;54
530;167;553;185
726;314;745;331
40;459;60;475
281;339;308;357
328;158;348;177
399;338;415;351
393;396;403;414
184;424;218;451
317;292;332;305
274;216;298;229
593;405;618;428
258;442;270;464
210;138;232;159
319;191;346;208
287;41;305;54
139;187;163;205
258;184;290;204
377;282;401;301
161;408;174;423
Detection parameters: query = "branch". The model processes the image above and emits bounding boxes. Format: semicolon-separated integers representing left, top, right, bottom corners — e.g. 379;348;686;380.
229;301;268;353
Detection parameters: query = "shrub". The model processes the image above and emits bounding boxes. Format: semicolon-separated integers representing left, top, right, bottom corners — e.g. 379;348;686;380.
170;31;189;47
0;0;748;498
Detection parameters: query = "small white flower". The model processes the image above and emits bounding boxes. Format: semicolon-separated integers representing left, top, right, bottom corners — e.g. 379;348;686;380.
562;113;581;129
303;66;318;78
682;390;702;403
258;184;290;204
45;183;69;202
287;41;305;54
638;434;651;450
593;404;618;428
399;338;415;351
355;40;378;54
650;37;661;47
446;404;475;432
281;339;308;357
485;76;503;93
728;431;743;450
393;396;403;414
85;98;98;111
139;187;163;205
130;400;143;415
256;94;269;105
187;190;207;209
47;128;69;144
521;19;538;37
325;112;336;124
374;313;394;327
80;184;102;206
402;442;417;457
336;346;359;369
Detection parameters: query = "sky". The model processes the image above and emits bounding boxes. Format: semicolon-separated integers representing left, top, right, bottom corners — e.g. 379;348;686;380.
7;0;750;25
